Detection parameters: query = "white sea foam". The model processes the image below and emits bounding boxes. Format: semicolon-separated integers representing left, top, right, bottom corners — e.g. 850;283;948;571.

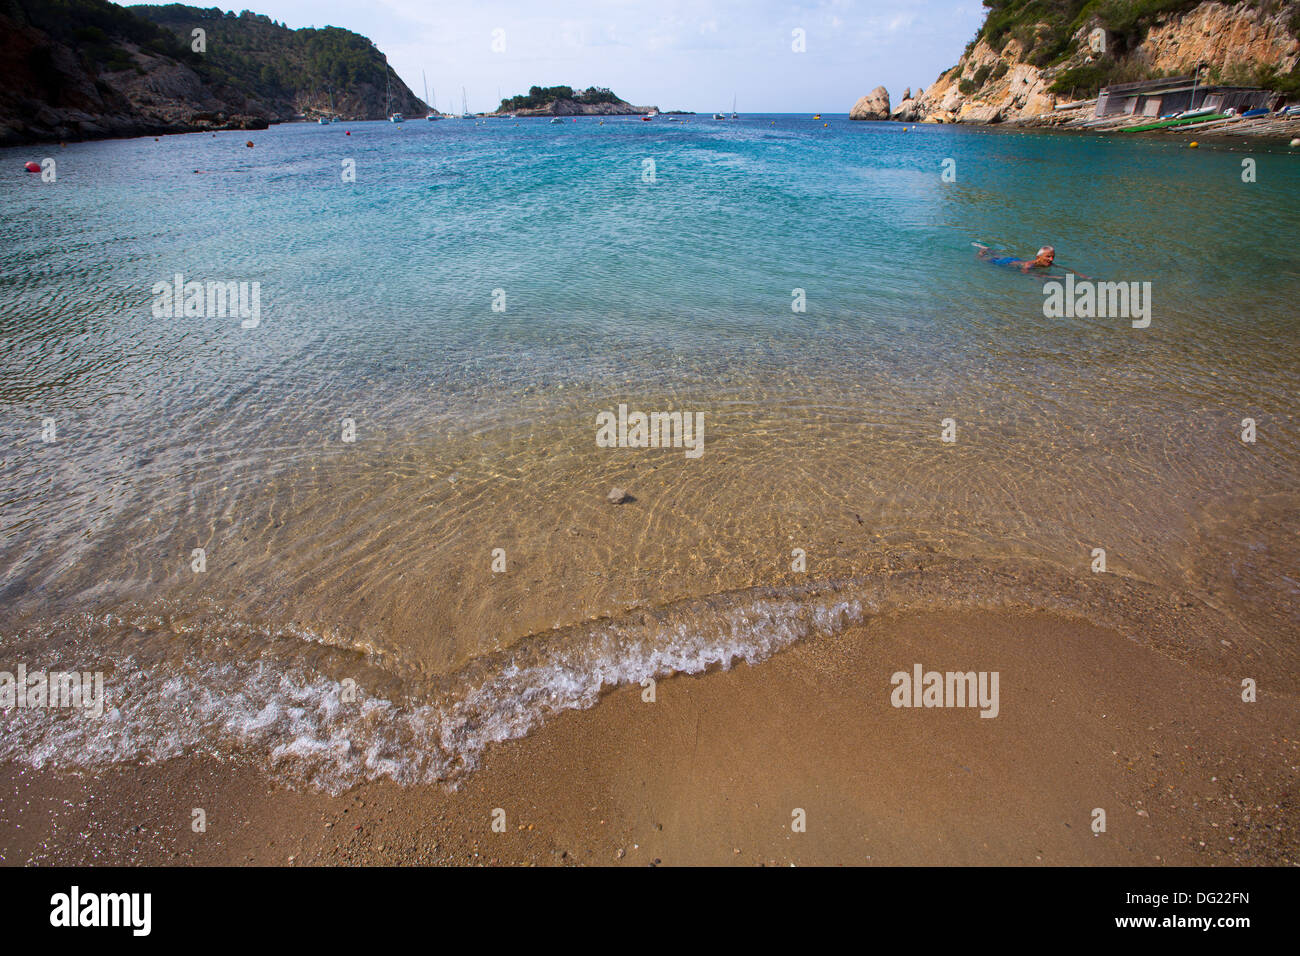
0;591;865;794
0;557;1214;794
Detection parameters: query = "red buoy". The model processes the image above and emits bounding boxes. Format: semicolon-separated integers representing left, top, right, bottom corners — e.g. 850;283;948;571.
24;161;40;173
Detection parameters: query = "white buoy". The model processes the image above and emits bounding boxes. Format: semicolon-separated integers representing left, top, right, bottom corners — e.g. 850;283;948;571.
1291;137;1300;147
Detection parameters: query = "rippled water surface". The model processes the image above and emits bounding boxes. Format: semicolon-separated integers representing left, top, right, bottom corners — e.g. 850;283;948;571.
1;116;1297;788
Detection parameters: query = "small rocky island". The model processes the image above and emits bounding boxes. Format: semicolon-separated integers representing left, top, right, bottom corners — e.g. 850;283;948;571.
491;85;681;117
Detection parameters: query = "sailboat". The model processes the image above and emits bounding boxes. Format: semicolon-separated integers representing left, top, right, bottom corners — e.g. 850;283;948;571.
460;88;471;119
318;88;337;123
386;70;403;122
424;73;442;120
731;94;738;119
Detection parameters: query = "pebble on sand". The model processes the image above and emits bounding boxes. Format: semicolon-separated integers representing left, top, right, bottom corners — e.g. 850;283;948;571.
606;487;631;504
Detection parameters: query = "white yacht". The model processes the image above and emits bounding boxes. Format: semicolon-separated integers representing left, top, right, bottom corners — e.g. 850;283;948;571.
424;74;442;120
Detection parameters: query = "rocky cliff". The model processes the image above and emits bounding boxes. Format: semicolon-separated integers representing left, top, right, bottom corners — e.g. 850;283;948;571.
854;1;1300;126
849;85;891;120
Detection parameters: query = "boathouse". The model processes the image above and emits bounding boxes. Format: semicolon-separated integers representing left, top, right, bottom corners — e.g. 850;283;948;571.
1094;77;1278;118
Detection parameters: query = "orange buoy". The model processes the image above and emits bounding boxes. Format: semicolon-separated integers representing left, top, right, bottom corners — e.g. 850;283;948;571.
245;141;254;148
24;161;40;172
1188;141;1198;148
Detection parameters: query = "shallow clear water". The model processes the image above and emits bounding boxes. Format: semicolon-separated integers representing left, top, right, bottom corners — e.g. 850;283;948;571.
1;115;1297;789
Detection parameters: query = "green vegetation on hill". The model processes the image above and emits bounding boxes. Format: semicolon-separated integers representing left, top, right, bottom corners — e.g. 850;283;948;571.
0;0;425;143
131;4;423;116
136;6;382;96
2;0;194;73
497;85;622;112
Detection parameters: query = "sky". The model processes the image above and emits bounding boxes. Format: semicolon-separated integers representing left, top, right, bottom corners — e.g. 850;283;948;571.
157;0;987;114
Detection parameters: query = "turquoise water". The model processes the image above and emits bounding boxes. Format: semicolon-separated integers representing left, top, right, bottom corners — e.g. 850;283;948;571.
6;115;1298;405
1;115;1297;788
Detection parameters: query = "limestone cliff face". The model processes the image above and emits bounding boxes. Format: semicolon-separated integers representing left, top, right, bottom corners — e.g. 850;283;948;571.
917;36;1057;124
1136;2;1299;75
913;1;1300;125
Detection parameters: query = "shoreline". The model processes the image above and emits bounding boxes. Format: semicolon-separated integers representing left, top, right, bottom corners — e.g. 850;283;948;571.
8;112;1295;152
956;115;1300;142
4;608;1294;867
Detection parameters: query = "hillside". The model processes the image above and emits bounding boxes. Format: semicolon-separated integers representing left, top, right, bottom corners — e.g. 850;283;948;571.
852;0;1300;127
133;5;427;121
0;0;425;146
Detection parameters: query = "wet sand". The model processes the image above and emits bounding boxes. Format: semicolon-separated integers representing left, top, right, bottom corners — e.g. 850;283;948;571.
2;608;1294;866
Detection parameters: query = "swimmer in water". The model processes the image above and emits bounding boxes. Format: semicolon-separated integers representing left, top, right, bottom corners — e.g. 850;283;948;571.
975;243;1087;278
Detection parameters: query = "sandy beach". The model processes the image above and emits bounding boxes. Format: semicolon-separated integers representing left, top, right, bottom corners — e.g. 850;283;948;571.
3;608;1293;867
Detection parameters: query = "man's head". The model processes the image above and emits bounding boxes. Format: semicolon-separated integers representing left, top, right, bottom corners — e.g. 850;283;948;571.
1034;245;1056;267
